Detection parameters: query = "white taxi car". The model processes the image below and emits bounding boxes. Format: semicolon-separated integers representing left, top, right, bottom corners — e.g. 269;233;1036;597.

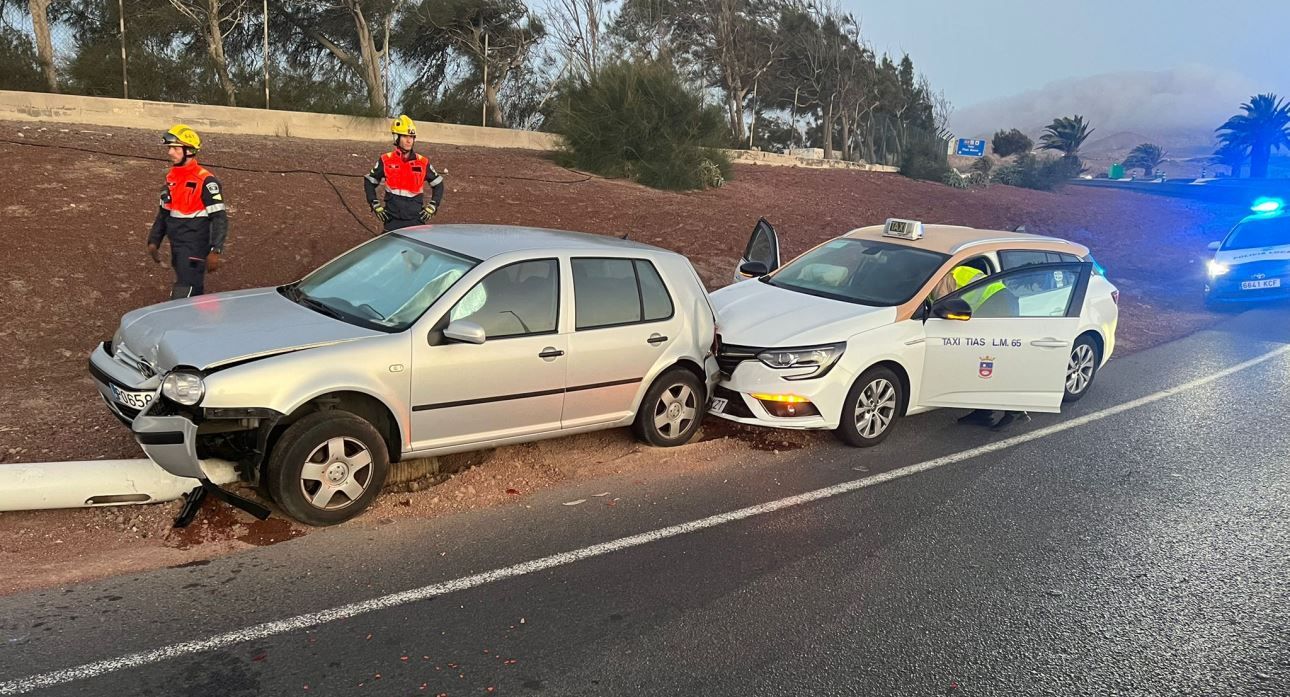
710;218;1119;446
1204;199;1290;307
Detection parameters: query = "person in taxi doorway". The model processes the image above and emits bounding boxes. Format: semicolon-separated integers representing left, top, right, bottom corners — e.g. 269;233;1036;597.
147;125;228;299
933;264;1030;432
364;115;445;233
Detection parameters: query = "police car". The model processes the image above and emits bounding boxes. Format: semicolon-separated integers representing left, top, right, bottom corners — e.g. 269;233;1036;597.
1205;199;1290;307
709;218;1120;446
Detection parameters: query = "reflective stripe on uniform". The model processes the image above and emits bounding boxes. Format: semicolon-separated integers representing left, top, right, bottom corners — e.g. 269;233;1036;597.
364;174;379;184
168;209;209;219
428;175;443;187
386;187;423;197
204;203;226;214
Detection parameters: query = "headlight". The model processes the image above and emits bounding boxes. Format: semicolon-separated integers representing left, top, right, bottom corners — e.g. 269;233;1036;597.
756;343;846;380
162;372;205;405
1206;260;1230;277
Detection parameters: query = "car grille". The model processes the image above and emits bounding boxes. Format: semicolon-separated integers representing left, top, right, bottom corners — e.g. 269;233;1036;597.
713;385;755;418
716;343;765;377
114;344;157;379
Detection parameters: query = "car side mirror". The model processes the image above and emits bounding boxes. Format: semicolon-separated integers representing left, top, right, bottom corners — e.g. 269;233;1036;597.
932;297;972;321
739;261;769;278
1207;241;1221;251
443;320;486;344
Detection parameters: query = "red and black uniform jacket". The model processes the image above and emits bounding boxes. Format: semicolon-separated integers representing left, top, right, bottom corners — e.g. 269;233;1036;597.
364;150;444;222
147;159;228;253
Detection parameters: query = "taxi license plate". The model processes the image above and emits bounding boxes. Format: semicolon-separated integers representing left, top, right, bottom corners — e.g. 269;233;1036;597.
110;384;154;410
710;397;728;414
1241;279;1280;290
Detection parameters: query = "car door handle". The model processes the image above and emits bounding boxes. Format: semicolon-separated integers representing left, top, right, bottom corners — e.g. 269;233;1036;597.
538;347;565;359
647;334;669;345
1030;338;1069;348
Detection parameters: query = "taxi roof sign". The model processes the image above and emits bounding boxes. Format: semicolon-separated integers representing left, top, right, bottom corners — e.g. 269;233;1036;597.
882;218;924;241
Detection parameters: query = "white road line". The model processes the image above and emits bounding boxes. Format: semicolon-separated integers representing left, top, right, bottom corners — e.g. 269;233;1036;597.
3;343;1288;695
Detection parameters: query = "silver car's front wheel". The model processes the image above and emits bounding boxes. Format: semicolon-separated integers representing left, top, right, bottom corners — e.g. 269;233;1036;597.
267;411;390;526
1063;336;1100;403
298;436;374;511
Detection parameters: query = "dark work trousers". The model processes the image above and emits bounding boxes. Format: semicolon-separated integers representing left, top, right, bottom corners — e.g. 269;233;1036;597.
383;216;422;234
170;235;210;298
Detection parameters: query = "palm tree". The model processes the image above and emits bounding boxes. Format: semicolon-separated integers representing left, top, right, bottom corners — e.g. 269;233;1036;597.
1215;94;1290;179
1212;140;1248;178
1123;143;1165;176
1039;115;1095;162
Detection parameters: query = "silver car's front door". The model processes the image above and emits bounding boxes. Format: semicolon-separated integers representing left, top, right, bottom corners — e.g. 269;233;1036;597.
409;259;567;450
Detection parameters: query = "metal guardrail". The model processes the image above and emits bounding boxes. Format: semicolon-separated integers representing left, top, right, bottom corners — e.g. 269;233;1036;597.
1069;178;1290;205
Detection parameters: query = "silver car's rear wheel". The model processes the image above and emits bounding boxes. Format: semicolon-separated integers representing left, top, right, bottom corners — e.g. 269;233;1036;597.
267;410;390;526
633;368;706;447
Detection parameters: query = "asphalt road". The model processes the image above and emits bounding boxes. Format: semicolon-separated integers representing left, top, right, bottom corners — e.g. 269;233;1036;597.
2;308;1289;696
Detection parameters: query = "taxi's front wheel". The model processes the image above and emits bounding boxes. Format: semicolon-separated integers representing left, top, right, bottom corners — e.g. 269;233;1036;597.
835;366;903;448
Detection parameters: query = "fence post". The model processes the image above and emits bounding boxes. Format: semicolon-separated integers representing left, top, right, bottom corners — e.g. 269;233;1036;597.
117;0;128;98
262;0;270;109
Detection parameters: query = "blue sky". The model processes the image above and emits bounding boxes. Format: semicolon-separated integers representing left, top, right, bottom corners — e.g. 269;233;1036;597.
843;0;1289;108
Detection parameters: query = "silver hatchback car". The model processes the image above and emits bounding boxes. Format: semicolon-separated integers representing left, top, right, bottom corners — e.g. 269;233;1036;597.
89;225;720;525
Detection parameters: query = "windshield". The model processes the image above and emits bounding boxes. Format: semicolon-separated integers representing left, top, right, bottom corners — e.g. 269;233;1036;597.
765;238;949;306
1224;216;1290;251
291;234;478;331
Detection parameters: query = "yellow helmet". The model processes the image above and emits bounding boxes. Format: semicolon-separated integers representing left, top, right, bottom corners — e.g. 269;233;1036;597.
390;114;417;137
162;124;201;152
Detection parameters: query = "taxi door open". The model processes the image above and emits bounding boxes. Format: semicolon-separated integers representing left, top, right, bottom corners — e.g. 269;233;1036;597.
918;262;1092;413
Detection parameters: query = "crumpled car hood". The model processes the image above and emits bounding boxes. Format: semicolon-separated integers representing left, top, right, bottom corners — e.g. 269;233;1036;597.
710;279;896;346
117;287;381;372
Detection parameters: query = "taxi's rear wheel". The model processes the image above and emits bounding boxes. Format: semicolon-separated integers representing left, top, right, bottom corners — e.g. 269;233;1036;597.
267;410;390;526
633;368;706;447
835;366;902;448
1063;335;1100;403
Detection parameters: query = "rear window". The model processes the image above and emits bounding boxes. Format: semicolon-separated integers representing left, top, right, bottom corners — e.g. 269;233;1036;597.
1224;216;1290;251
1000;250;1082;269
572;258;674;329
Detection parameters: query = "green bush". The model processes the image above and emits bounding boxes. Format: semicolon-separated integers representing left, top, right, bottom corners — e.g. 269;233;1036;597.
549;61;732;191
900;130;951;182
942;170;970;188
991;154;1079;191
970;157;994;175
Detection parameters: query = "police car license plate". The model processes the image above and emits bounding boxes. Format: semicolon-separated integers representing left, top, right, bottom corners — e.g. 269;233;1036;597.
110;384;154;410
710;397;728;414
1241;279;1280;290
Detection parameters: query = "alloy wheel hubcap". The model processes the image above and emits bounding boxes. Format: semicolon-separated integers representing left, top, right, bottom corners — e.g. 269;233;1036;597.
854;378;897;439
299;436;373;511
1067;344;1095;394
654;384;698;438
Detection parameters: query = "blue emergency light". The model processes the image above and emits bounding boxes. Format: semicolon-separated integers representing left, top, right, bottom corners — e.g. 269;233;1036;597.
1251;198;1284;214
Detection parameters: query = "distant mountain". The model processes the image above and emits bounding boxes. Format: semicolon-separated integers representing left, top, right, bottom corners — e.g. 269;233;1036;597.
950;66;1290;178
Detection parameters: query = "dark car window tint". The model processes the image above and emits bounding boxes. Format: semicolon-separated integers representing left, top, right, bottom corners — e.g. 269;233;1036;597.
999;250;1051;270
635;260;674;321
450;259;558;339
574;259;642;329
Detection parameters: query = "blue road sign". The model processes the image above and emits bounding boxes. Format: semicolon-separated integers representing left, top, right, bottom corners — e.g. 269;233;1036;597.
955;138;987;157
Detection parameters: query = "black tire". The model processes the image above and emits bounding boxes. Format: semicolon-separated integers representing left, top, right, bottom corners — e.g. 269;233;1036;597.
1063;334;1101;403
266;410;390;526
834;366;903;448
632;368;706;447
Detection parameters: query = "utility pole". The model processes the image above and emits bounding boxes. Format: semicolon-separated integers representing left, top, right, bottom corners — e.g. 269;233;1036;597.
118;0;128;98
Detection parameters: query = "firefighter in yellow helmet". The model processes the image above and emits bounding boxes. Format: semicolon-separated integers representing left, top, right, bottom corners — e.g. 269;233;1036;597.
364;115;445;233
147;125;228;298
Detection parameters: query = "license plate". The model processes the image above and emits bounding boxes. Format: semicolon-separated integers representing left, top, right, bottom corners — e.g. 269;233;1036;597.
110;384;154;410
1241;279;1280;290
710;397;728;414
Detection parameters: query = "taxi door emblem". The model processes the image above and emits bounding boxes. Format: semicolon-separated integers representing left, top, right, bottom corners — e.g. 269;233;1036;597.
978;356;994;379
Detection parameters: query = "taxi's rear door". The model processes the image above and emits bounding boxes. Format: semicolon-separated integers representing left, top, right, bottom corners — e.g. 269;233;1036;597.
917;262;1092;413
